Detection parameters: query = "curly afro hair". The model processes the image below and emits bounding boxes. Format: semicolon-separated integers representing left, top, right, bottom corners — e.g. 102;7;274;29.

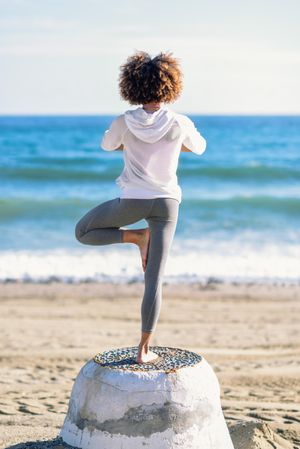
118;50;183;105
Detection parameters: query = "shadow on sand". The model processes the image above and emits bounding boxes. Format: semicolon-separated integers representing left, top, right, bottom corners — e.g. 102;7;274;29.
4;437;76;449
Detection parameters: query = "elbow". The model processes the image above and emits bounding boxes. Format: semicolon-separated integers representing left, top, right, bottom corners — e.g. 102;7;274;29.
100;139;114;152
100;130;115;151
200;137;206;155
195;136;206;155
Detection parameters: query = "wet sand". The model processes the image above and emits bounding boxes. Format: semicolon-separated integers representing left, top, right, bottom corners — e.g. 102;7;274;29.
0;281;299;448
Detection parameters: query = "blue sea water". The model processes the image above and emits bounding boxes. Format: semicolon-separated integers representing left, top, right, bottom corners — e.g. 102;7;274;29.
0;115;299;283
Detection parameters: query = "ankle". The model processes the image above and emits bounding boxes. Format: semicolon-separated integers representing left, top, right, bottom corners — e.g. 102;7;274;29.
138;342;149;352
123;229;140;245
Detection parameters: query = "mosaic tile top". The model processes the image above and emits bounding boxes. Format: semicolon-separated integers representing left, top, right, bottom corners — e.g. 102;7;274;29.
93;346;202;372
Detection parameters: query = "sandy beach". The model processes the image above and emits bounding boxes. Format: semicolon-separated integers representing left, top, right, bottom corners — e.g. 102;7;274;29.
0;281;299;448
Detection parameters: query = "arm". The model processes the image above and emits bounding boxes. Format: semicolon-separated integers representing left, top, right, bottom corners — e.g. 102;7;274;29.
101;115;126;151
181;116;206;155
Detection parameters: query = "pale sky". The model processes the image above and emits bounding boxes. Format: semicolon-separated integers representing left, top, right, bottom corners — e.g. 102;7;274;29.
1;0;300;114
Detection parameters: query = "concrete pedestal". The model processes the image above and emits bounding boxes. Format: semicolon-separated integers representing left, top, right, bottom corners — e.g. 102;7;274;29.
60;346;234;449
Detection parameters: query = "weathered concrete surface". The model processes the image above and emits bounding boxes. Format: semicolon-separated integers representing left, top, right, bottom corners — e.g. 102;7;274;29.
60;347;234;449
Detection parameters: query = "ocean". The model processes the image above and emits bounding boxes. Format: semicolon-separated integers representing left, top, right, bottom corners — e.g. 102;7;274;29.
1;115;299;284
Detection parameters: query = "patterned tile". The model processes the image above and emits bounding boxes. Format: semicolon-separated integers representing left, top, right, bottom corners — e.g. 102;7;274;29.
93;346;202;373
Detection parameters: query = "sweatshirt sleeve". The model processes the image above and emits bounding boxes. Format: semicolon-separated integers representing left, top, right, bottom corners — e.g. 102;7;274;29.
100;114;127;151
181;115;206;155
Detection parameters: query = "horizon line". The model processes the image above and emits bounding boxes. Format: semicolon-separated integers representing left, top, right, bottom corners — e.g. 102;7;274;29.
0;112;300;117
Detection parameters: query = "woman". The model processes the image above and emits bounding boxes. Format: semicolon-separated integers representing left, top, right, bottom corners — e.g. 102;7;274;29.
75;51;206;364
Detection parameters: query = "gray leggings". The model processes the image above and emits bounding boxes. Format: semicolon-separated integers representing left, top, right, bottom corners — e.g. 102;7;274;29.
75;197;179;333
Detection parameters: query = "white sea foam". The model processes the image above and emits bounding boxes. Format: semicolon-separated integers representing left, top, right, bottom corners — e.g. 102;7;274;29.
1;239;299;284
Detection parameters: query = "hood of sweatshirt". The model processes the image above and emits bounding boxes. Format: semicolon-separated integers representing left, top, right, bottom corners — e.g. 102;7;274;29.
124;105;176;143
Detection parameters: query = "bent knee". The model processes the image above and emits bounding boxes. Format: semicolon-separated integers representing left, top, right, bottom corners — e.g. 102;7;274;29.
75;221;86;242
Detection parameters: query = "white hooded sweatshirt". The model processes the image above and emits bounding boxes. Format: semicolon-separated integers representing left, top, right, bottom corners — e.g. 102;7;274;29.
101;105;206;204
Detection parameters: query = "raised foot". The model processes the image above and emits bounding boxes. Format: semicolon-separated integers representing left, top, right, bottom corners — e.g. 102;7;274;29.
136;349;159;364
137;228;151;272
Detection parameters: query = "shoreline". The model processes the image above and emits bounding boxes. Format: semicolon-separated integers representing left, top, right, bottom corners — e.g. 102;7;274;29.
1;277;300;287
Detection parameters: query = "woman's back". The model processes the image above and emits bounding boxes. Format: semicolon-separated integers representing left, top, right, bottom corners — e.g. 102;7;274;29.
101;105;206;203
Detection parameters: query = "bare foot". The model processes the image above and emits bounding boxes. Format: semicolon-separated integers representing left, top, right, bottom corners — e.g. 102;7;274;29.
136;228;151;272
136;347;159;364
